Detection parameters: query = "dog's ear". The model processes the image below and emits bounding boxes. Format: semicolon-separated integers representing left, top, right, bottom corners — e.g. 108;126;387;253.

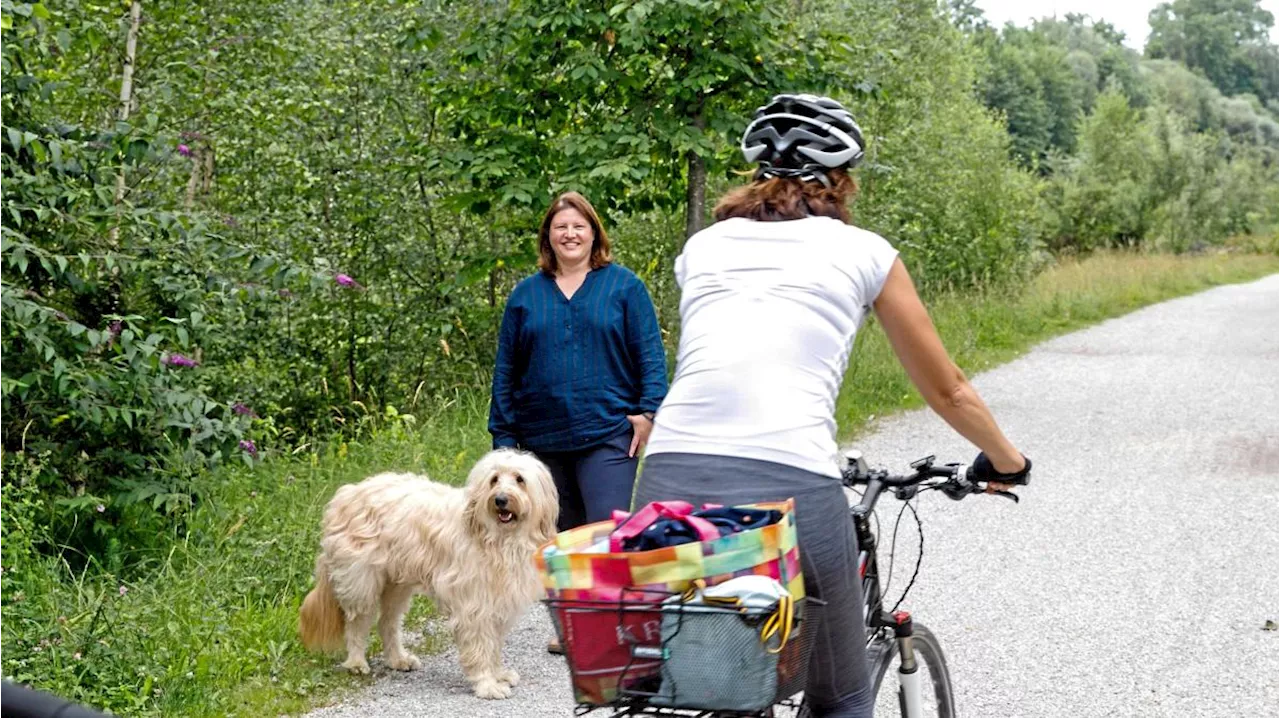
531;460;559;544
465;450;499;489
462;479;488;538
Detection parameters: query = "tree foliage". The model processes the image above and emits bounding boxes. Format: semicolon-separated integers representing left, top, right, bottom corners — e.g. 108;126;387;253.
1;0;1275;561
1146;0;1279;104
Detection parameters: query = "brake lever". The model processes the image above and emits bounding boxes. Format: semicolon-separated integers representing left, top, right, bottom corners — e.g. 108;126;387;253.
985;487;1020;503
939;463;974;501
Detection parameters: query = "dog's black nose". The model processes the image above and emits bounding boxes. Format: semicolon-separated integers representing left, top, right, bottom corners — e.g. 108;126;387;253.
494;494;509;509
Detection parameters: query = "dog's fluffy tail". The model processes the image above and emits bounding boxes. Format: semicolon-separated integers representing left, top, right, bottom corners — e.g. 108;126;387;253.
299;560;345;652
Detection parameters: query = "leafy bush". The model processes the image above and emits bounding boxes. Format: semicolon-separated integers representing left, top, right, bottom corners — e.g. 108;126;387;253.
1045;87;1278;252
0;10;271;552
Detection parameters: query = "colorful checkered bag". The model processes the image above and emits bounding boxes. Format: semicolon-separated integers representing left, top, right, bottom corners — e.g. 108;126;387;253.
536;499;804;705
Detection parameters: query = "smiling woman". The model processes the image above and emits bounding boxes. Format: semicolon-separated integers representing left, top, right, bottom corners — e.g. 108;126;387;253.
489;192;669;545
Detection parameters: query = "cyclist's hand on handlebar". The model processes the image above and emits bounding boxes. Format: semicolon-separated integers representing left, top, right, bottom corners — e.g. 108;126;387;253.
970;452;1031;489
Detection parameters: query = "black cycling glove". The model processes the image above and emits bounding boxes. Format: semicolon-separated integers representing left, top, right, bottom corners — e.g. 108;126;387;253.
971;452;1032;486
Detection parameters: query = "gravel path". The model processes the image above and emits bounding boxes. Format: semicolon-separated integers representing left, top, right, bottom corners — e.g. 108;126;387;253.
305;275;1279;718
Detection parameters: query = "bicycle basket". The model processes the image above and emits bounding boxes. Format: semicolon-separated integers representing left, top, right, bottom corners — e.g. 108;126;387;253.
547;592;825;713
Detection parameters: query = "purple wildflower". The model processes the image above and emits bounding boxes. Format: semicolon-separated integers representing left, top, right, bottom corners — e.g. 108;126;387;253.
239;439;258;458
96;504;105;513
231;402;257;417
109;321;123;337
177;144;191;157
118;585;128;597
163;353;199;368
334;273;364;290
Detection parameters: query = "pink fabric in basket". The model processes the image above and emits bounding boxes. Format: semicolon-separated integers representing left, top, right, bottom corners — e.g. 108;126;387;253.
608;501;721;552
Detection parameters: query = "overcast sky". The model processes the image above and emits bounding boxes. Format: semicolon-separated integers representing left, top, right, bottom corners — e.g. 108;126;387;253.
973;0;1280;50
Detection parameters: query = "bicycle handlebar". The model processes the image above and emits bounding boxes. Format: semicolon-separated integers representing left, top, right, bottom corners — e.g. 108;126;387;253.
840;452;1023;514
2;682;105;718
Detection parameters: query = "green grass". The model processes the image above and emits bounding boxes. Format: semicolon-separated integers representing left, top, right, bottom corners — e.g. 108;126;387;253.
1;250;1274;717
1;394;492;718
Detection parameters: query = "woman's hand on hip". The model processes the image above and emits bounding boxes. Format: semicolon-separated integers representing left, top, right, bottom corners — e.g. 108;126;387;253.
625;413;655;458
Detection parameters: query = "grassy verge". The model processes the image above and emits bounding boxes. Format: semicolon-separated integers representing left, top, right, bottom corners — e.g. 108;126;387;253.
1;395;491;718
1;250;1274;717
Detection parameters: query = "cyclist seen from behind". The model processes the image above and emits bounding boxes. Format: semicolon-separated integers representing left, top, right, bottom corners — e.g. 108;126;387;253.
638;94;1032;718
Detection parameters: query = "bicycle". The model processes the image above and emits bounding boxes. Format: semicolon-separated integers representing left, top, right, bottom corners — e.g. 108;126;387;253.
553;449;1026;718
844;450;1023;718
1;681;106;718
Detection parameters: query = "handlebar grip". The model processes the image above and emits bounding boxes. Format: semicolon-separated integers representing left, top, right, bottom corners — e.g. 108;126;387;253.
2;681;106;718
970;453;1031;486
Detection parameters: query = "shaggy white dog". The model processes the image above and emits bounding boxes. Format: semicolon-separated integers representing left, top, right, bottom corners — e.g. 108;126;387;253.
298;448;557;699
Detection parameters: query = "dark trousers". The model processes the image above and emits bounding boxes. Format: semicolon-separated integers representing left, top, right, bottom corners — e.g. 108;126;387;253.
537;429;639;531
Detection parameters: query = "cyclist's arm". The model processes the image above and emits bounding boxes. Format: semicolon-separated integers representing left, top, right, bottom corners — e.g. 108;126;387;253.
872;259;1025;474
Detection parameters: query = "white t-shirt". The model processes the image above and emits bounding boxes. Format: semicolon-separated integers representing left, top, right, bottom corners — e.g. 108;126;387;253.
646;216;899;478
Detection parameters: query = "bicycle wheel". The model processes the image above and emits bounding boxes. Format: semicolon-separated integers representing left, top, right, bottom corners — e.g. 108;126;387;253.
867;623;956;717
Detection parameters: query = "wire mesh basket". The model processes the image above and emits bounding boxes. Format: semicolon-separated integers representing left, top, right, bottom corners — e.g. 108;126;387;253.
547;590;825;715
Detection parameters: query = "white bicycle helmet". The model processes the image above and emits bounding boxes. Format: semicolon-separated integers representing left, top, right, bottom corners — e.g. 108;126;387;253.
740;93;865;185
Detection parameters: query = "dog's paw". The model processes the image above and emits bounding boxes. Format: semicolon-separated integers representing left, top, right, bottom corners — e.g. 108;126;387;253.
386;653;422;671
341;657;372;675
472;677;513;700
496;667;520;687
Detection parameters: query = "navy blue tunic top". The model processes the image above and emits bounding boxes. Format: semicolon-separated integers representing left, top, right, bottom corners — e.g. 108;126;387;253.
489;263;669;453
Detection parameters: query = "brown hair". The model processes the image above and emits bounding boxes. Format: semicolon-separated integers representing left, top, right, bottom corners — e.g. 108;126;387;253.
537;191;613;274
712;169;858;224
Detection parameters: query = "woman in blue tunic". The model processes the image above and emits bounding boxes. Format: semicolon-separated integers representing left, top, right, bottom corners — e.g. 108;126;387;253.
489;191;669;534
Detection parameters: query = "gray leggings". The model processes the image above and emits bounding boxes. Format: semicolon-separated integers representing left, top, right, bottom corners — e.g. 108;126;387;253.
634;453;874;718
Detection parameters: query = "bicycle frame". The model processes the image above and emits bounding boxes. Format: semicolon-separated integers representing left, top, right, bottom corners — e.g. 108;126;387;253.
850;458;929;718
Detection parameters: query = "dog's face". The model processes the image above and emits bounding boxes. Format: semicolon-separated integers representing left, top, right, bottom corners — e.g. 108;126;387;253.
463;449;558;544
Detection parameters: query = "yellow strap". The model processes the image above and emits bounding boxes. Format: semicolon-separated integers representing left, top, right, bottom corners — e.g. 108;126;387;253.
679;578;708;603
681;579;793;653
680;579;743;608
759;594;794;654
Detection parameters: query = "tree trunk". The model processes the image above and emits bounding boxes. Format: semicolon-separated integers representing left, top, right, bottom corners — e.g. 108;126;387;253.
110;0;143;247
201;144;215;194
487;229;499;308
684;112;707;239
184;145;201;210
